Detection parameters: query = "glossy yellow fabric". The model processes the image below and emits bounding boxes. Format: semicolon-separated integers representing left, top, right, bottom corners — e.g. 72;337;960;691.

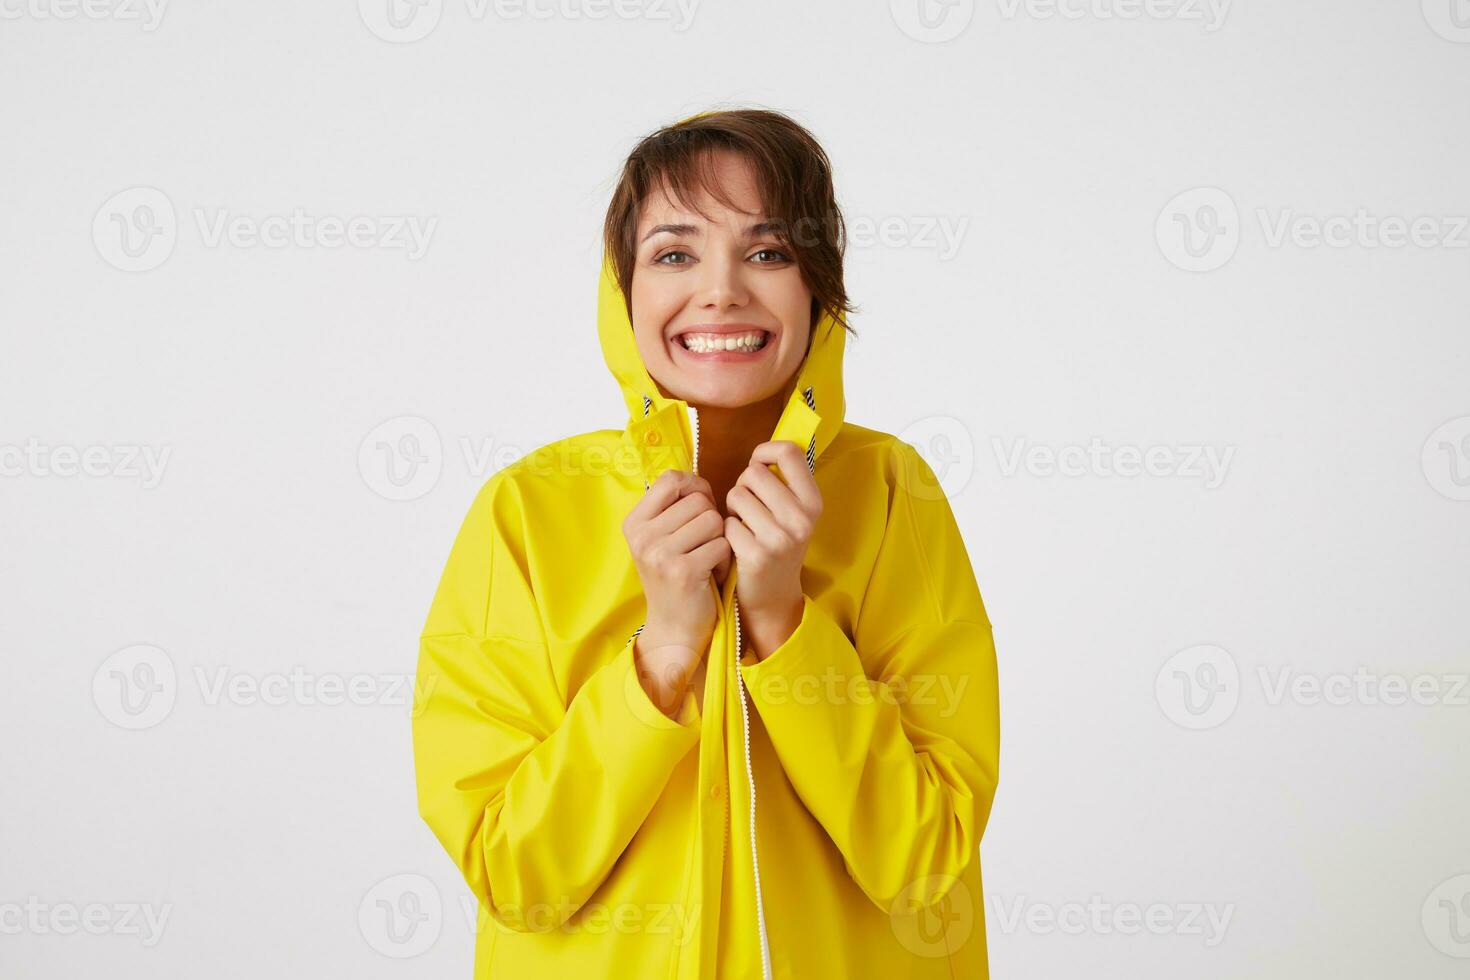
412;255;1000;978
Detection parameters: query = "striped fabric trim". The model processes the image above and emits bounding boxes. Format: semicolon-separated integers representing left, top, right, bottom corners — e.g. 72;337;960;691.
801;385;816;475
642;395;654;491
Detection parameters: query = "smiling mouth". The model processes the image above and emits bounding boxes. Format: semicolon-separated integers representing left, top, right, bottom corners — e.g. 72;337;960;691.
673;330;772;354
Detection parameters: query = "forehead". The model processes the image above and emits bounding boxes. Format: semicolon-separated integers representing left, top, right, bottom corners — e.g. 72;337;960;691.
635;151;766;231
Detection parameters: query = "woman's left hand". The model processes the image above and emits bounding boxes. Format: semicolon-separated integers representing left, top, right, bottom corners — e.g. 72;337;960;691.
725;440;823;658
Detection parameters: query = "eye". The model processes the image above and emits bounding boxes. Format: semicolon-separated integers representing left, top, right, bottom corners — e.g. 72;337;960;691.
751;247;793;264
654;249;692;266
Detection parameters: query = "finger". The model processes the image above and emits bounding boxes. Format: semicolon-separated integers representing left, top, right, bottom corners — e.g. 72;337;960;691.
726;483;781;542
628;469;691;523
639;472;712;529
748;441;821;513
666;507;725;556
647;488;719;540
737;461;806;531
689;535;732;574
724;513;757;557
675;473;714;503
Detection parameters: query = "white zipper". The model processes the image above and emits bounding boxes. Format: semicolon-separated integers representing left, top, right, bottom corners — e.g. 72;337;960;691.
688;401;774;980
734;594;774;980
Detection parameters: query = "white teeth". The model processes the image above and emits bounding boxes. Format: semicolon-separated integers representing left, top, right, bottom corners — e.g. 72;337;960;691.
679;331;768;353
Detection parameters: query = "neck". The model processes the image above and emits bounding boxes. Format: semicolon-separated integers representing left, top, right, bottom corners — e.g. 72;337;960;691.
692;387;789;519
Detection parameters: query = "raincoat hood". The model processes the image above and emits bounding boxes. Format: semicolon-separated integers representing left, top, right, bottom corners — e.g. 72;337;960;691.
596;252;847;481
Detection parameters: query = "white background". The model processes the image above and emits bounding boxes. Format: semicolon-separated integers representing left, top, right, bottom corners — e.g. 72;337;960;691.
2;0;1468;976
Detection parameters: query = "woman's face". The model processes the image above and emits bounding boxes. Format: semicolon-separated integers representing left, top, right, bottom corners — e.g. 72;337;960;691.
630;150;813;410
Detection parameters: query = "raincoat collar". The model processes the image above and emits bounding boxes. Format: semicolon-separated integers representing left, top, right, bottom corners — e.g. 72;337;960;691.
597;253;846;483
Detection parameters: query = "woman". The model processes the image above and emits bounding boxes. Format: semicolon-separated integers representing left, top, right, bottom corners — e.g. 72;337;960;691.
412;108;1000;979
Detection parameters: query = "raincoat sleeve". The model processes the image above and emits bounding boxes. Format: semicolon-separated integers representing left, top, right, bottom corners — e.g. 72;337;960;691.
412;469;702;932
736;439;1000;911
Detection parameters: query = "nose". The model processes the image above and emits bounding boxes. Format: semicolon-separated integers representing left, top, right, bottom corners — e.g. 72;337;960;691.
693;252;749;312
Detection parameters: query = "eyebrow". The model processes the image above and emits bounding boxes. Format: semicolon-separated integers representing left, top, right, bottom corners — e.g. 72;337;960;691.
640;220;784;243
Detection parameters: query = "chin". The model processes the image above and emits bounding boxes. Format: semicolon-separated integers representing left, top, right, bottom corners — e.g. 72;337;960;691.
657;376;745;409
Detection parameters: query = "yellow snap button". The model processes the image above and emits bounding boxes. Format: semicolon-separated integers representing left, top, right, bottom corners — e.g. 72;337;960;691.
710;783;724;800
645;430;661;445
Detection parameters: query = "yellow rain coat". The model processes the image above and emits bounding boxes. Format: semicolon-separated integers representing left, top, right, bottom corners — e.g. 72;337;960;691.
412;255;1000;978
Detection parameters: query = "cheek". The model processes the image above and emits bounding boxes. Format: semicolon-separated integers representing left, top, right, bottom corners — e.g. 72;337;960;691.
766;276;812;343
631;281;681;336
629;295;663;351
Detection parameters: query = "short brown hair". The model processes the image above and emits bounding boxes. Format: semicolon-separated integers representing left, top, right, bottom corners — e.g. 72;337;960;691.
602;107;856;338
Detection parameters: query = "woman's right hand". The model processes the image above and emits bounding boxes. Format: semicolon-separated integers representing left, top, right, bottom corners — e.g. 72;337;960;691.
623;469;730;714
